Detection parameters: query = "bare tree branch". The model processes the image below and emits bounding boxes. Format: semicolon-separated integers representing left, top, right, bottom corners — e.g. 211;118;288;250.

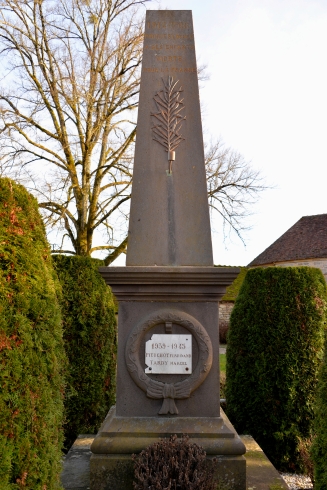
0;0;147;261
205;139;269;242
0;1;266;260
103;236;128;266
52;250;77;255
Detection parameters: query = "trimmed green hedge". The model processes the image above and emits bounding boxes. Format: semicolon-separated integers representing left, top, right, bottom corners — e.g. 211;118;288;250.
53;255;117;450
226;267;327;472
0;178;66;489
311;328;327;489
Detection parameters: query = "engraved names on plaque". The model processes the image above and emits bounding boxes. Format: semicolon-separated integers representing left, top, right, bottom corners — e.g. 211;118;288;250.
145;334;192;374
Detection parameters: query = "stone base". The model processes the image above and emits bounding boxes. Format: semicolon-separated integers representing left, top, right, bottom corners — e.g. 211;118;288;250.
242;435;288;490
90;406;246;489
61;435;93;490
91;406;246;455
90;453;246;490
61;434;289;490
90;454;134;490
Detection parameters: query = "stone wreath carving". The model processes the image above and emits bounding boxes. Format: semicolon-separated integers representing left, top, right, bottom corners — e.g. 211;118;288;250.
125;309;213;415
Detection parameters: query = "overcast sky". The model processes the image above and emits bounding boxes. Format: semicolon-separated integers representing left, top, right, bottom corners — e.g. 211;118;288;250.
144;0;327;266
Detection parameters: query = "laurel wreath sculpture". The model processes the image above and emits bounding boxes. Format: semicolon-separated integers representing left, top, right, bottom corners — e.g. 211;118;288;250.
125;309;213;415
151;76;186;174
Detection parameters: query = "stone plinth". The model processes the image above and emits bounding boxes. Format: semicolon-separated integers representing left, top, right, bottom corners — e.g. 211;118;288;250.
97;266;240;419
90;267;246;489
91;407;246;490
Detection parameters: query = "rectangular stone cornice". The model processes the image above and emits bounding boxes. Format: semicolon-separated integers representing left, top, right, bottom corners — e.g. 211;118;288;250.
99;266;240;302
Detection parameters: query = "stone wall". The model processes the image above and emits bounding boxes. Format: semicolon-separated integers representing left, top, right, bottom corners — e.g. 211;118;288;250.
219;301;234;324
219;301;234;343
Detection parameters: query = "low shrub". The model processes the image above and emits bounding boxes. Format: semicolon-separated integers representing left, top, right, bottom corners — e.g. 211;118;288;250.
133;434;216;490
0;178;66;489
311;328;327;489
53;255;117;450
226;267;327;472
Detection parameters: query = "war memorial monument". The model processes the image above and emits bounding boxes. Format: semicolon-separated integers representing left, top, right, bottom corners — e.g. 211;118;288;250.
90;9;246;489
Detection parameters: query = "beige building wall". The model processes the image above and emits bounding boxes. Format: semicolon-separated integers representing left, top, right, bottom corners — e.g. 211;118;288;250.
218;259;327;342
251;258;327;281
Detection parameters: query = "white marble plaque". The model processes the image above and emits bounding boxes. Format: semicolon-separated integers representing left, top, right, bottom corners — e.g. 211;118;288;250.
145;334;192;374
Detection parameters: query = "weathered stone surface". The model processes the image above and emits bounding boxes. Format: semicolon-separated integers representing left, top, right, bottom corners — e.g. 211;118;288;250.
61;435;93;490
240;436;289;490
91;406;245;455
90;454;246;490
90;455;134;490
126;10;212;266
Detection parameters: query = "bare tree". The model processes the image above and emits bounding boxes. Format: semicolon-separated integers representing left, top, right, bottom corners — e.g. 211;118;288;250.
205;139;267;243
0;0;148;264
0;1;266;262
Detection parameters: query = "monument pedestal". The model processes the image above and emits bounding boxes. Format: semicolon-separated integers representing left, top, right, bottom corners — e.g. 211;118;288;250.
91;407;246;490
90;267;246;489
91;10;246;489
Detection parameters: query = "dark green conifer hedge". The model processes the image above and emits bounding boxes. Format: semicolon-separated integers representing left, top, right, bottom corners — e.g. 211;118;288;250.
0;178;66;489
226;267;327;472
52;255;117;450
311;328;327;489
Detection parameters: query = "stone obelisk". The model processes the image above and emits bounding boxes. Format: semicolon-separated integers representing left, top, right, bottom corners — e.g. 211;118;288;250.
90;10;246;490
126;10;212;267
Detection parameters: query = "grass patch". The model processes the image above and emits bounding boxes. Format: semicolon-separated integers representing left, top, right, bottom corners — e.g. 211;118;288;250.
220;353;226;375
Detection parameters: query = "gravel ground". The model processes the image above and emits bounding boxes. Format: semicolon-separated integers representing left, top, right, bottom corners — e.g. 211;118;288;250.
280;473;313;489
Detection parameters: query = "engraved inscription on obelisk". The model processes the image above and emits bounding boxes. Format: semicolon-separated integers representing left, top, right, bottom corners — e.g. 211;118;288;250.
127;10;213;267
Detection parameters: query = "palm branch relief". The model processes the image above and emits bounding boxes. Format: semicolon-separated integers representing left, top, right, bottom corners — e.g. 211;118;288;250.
151;76;186;174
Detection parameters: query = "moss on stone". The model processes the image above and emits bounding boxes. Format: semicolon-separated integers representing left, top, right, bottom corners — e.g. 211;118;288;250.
245;450;269;463
269;483;287;490
214;267;247;302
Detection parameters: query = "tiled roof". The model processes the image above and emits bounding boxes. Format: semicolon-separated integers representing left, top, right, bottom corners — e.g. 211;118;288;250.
248;214;327;266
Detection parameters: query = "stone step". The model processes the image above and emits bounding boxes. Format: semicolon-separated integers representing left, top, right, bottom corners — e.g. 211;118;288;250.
61;434;289;490
241;435;288;490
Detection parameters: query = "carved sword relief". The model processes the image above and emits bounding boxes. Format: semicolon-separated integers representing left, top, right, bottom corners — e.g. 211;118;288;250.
151;76;186;174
